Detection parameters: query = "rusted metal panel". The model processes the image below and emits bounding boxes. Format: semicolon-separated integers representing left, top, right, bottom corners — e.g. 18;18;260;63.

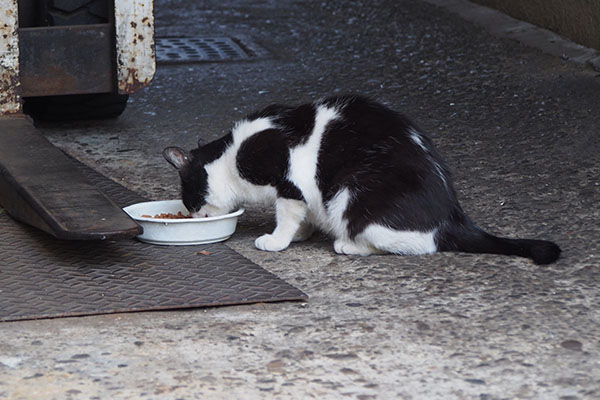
114;1;156;94
19;25;114;97
0;0;21;115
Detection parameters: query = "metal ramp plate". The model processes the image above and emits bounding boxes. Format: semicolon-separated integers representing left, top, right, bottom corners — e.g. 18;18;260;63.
0;154;307;322
0;117;141;240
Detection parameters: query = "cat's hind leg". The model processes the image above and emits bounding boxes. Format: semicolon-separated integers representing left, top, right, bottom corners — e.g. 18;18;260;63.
359;224;438;255
333;238;384;256
255;198;307;251
334;225;437;256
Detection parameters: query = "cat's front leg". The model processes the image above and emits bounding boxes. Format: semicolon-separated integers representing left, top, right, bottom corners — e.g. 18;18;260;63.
292;220;315;242
255;198;307;252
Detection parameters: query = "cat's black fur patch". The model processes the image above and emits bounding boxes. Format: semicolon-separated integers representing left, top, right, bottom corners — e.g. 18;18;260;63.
276;103;317;147
177;164;208;213
191;133;233;164
249;103;316;148
236;128;303;200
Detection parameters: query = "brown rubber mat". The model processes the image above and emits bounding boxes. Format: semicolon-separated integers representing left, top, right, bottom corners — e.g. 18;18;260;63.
0;157;307;322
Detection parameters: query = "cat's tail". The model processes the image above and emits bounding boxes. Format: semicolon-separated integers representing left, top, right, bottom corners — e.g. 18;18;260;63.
436;218;561;265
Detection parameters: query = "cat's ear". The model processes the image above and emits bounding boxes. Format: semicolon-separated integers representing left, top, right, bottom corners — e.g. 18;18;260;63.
163;147;191;171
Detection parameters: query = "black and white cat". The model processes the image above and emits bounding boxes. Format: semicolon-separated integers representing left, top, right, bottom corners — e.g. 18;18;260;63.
164;95;560;264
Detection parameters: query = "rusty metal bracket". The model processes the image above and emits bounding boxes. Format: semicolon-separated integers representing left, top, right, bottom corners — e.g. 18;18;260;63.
1;0;156;111
19;24;115;97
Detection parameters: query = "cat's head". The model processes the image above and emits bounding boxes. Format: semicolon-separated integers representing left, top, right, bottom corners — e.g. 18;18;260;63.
163;146;220;217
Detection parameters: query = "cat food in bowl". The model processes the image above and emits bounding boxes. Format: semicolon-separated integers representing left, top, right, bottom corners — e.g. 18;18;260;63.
123;200;244;245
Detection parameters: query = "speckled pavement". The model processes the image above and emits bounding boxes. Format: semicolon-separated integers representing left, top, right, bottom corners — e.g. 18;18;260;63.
2;1;599;399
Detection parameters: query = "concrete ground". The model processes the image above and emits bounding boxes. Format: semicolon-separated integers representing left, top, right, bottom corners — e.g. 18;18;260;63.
2;0;599;399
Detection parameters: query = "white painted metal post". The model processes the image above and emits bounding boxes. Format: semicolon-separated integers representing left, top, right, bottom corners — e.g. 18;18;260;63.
0;0;21;115
114;1;156;94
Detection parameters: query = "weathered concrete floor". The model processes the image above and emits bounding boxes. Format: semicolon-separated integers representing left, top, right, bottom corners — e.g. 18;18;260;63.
2;1;599;399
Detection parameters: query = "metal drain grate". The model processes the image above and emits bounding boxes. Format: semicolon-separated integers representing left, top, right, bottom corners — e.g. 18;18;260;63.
156;37;252;63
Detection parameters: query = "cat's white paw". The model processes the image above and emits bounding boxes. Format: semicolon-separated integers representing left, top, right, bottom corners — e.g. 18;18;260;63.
196;203;228;218
334;239;375;256
255;234;290;252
